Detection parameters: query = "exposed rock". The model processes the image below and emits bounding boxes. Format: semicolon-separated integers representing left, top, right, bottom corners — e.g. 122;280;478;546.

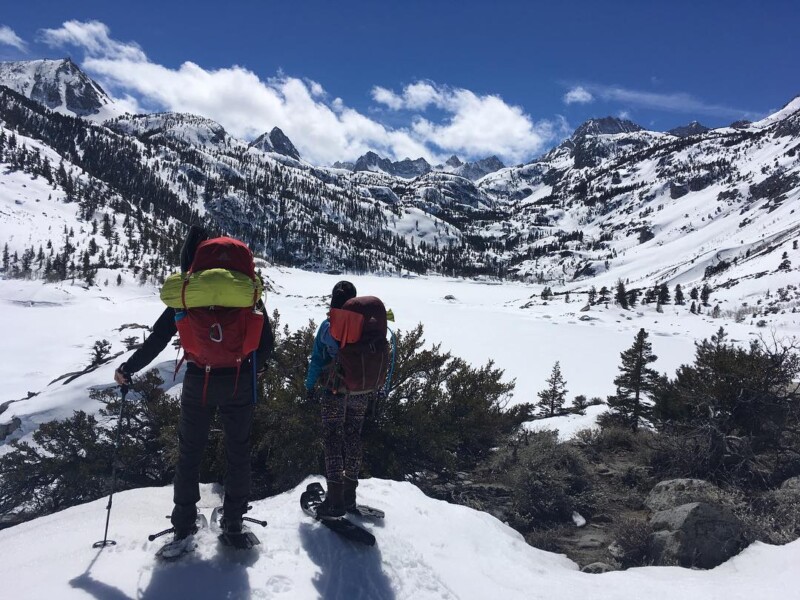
780;476;800;492
267;127;300;160
645;479;725;512
581;562;616;574
668;121;711;138
0;417;21;441
649;502;744;568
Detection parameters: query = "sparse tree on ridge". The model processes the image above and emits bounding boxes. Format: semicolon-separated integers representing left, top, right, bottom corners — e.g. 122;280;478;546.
607;329;660;431
537;361;568;418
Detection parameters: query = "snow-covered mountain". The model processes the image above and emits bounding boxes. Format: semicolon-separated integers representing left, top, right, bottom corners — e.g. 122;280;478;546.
667;120;711;138
437;154;506;180
249;126;301;160
333;151;506;181
1;57;799;300
0;58;115;118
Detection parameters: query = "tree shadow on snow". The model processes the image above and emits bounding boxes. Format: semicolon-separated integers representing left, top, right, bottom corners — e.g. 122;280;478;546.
299;522;395;600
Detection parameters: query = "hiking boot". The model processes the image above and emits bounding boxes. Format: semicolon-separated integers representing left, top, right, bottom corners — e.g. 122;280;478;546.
343;476;358;511
173;524;197;541
220;516;243;535
171;503;197;537
315;480;345;519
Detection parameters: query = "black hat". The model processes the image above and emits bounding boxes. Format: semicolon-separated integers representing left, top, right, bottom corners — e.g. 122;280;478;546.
180;225;209;272
331;280;357;309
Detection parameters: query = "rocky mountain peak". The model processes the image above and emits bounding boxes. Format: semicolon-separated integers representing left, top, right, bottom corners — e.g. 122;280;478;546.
445;155;463;167
268;127;300;160
668;121;711;137
572;116;644;139
352;151;431;178
249;127;301;160
0;58;112;117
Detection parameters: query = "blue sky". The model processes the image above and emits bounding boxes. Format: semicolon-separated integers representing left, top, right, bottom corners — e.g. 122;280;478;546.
0;1;798;165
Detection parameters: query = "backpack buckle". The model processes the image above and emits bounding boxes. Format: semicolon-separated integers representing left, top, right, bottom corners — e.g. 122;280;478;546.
210;323;223;343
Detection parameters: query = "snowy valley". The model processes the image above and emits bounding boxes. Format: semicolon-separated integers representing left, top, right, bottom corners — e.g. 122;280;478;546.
1;58;800;599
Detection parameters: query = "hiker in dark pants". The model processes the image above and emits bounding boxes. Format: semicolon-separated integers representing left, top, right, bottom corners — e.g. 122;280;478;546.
304;280;372;518
114;228;274;539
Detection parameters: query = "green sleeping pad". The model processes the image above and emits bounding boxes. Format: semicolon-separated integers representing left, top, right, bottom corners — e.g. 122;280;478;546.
160;268;264;308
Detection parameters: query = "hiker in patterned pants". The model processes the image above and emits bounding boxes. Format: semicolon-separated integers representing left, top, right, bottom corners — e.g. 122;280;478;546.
320;391;373;485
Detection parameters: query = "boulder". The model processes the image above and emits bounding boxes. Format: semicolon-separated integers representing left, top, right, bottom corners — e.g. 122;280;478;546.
645;479;724;512
581;562;616;574
780;476;800;492
649;502;744;568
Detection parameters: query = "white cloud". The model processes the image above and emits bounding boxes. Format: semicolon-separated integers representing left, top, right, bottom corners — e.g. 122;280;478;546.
0;25;27;52
563;86;594;105
39;20;556;165
371;86;404;110
576;82;756;119
39;20;144;61
373;81;555;162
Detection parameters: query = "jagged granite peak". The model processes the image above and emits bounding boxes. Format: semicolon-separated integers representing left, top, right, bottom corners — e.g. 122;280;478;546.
332;160;355;170
572;116;645;138
249;127;301;159
268;127;300;160
353;151;432;178
668;121;711;137
455;156;506;181
0;58;112;117
445;155;463;167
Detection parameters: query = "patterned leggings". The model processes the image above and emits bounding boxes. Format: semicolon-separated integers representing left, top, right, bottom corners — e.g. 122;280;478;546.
320;391;373;483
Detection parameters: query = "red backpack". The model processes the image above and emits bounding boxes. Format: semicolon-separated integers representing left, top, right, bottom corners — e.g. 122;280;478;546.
328;296;389;394
174;237;264;400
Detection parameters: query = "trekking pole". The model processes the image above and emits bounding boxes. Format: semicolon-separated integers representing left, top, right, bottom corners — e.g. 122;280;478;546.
93;384;128;548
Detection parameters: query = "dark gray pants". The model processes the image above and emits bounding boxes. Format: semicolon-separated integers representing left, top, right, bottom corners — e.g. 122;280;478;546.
171;371;254;532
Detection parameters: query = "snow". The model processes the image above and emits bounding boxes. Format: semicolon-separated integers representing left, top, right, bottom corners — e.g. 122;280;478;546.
4;258;798;451
0;478;798;600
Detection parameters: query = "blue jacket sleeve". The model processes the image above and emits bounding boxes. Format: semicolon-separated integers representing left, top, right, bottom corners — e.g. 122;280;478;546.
305;320;339;390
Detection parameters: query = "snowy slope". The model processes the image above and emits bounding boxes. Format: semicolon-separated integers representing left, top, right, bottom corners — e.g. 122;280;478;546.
0;478;798;600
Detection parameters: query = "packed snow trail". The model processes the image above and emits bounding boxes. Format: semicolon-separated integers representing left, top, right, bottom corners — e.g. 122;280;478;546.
1;478;800;599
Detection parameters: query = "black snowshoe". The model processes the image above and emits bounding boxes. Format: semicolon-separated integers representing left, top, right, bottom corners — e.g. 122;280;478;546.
300;482;376;546
211;506;267;550
151;514;208;561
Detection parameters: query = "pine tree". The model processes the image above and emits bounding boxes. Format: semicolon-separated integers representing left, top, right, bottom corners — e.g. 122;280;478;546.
607;329;659;431
700;283;712;306
537;361;568;418
658;284;671;305
615;279;629;309
674;284;685;305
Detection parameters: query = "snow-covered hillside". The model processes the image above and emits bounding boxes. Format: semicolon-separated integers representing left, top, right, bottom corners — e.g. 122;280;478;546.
1;478;798;600
2;58;799;290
